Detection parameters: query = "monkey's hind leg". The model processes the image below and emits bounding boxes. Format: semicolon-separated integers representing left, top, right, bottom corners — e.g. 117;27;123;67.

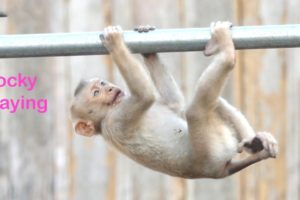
186;21;235;119
186;22;235;165
217;89;278;156
239;131;278;156
220;132;278;177
135;25;185;115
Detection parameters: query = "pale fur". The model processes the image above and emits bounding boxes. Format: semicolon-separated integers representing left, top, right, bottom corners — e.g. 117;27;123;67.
71;22;278;179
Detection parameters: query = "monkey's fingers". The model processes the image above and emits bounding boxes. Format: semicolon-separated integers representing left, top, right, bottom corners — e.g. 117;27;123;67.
210;22;216;35
223;21;233;29
100;26;124;44
205;21;235;58
99;33;105;41
267;138;278;158
203;36;219;56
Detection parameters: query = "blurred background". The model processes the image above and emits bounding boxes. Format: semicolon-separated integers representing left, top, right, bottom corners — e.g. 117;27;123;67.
0;0;299;200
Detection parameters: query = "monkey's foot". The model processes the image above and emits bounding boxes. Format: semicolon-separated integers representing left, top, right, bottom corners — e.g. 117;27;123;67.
134;25;156;33
255;132;278;158
100;26;124;52
238;137;264;154
238;132;278;159
134;25;157;58
239;132;278;159
204;21;234;57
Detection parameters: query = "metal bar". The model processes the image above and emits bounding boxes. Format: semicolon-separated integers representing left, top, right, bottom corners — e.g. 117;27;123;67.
0;24;299;58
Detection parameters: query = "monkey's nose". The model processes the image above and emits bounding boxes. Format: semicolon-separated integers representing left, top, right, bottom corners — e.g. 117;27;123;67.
106;87;114;93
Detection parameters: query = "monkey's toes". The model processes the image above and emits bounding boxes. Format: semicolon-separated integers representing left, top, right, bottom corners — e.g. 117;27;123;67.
210;21;232;33
134;25;156;33
106;26;123;35
204;21;234;57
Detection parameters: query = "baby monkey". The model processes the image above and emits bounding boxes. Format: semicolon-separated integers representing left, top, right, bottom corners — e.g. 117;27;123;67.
70;22;278;179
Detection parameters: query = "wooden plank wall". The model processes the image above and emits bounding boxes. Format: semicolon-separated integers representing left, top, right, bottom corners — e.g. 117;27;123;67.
0;0;299;199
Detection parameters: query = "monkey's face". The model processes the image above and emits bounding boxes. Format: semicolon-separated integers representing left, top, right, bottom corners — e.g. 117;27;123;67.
70;79;125;136
84;79;125;108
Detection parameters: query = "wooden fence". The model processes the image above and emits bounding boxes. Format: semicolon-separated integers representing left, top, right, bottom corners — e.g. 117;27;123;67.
0;0;299;199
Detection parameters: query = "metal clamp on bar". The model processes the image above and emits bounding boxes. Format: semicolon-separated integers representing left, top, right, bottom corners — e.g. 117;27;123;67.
0;24;299;58
0;12;7;17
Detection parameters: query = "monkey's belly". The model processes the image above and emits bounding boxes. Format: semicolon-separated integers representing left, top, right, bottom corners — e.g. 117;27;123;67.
114;107;194;177
120;137;194;178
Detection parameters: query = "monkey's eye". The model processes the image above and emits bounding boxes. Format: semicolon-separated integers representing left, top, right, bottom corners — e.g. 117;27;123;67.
93;90;100;97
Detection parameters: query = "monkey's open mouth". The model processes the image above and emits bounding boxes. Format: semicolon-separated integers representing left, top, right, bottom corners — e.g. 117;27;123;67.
112;90;123;104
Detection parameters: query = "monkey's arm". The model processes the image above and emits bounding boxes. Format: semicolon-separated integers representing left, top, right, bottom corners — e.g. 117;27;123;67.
143;54;184;114
101;27;156;124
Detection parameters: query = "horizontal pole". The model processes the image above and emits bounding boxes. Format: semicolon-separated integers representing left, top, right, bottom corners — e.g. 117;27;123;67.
0;24;300;58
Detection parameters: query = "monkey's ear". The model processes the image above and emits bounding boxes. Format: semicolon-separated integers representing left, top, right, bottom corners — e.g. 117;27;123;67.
74;120;95;137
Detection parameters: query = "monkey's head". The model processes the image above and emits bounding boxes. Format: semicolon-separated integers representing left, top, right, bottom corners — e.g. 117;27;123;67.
70;78;125;136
